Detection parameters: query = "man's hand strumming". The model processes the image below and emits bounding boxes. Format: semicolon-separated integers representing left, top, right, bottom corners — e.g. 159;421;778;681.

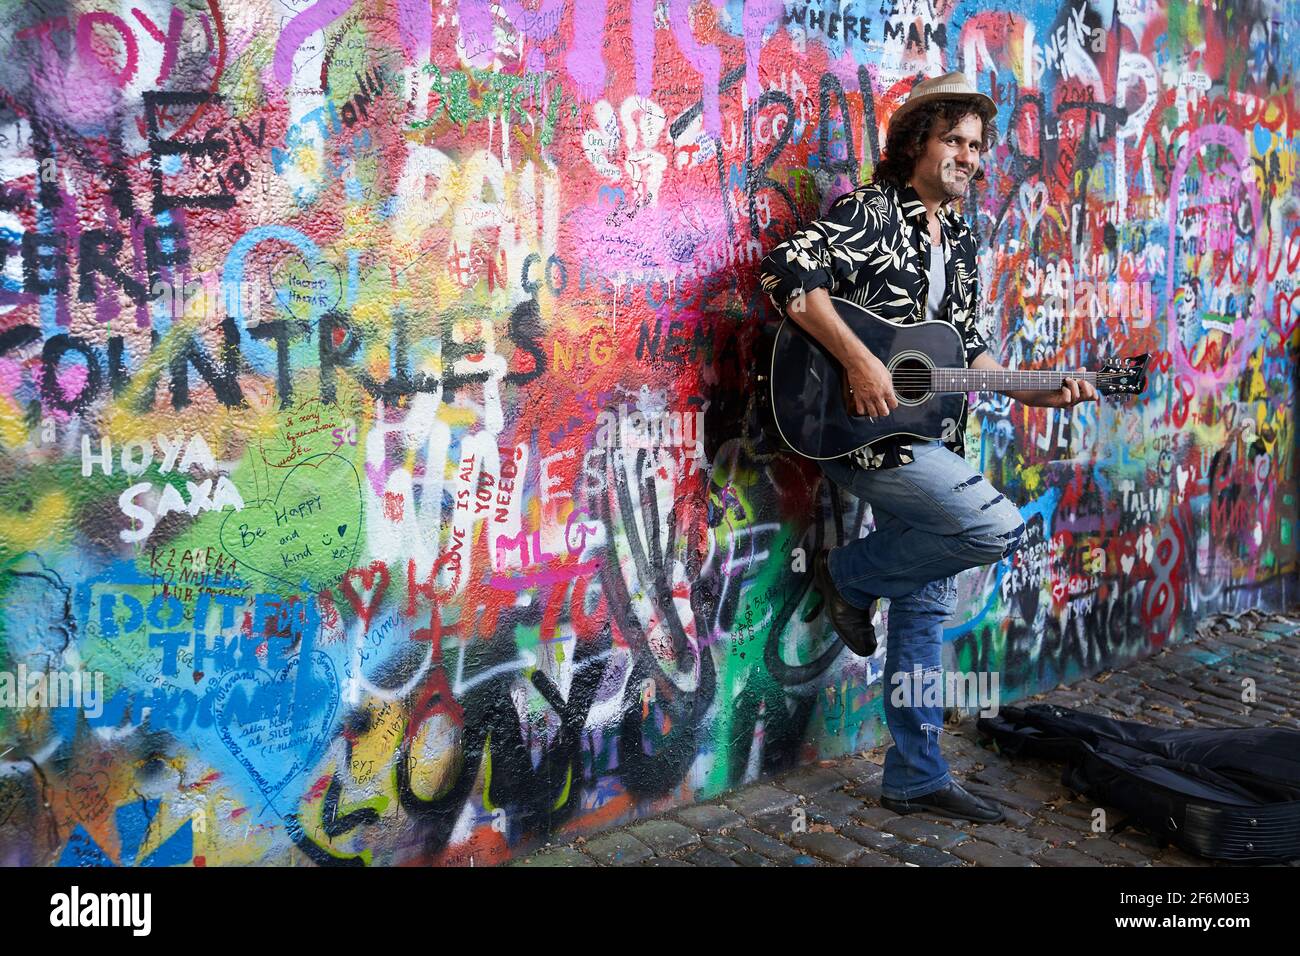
841;350;898;419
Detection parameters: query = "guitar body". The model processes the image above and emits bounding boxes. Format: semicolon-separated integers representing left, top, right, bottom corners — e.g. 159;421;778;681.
770;296;968;459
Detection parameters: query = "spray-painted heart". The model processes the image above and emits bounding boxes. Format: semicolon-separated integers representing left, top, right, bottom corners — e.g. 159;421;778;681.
1274;287;1300;341
1254;124;1273;156
1019;180;1049;239
213;651;339;810
220;453;363;590
340;560;390;628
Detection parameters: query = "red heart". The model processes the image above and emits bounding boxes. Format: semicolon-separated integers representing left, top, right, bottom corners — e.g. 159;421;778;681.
340;561;390;628
1275;288;1300;341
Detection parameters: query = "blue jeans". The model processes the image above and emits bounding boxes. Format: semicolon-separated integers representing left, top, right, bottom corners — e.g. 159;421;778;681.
819;441;1026;800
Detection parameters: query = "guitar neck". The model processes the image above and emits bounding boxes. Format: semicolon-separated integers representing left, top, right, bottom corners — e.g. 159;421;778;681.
915;368;1097;393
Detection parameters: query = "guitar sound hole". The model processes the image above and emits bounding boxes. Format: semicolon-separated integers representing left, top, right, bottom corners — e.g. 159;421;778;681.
892;358;931;401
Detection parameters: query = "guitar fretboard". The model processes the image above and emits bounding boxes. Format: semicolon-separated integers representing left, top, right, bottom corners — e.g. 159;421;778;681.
916;369;1098;393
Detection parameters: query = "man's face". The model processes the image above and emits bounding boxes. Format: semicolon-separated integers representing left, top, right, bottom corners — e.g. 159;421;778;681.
910;113;984;201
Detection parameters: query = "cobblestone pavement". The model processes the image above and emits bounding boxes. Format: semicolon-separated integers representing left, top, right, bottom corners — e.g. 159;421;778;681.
511;608;1300;867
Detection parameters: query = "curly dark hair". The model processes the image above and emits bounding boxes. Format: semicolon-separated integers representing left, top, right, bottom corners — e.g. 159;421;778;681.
873;98;999;191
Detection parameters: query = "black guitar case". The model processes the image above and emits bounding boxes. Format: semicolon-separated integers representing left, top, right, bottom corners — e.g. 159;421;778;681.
976;704;1300;862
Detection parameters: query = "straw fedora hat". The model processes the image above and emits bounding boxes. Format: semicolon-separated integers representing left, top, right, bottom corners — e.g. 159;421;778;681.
889;71;998;130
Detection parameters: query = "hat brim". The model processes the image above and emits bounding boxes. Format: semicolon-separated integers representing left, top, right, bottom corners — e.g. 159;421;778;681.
888;90;998;132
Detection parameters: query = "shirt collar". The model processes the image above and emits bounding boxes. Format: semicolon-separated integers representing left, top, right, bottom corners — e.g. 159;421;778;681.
940;204;969;241
898;183;929;223
897;182;970;236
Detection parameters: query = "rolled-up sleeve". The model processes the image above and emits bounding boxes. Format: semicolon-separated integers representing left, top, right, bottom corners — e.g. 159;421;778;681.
758;187;884;313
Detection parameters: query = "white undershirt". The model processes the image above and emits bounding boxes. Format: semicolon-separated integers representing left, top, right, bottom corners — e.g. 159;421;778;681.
926;238;946;322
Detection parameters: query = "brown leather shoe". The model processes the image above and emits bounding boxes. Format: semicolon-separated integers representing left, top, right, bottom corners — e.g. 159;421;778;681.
813;550;877;656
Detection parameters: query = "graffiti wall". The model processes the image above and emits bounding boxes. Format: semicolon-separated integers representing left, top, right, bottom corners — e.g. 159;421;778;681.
0;0;1296;866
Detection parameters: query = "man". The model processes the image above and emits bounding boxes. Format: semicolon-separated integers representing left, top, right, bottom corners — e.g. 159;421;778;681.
758;72;1097;823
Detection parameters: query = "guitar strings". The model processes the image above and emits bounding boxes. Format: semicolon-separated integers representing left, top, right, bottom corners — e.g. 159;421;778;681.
881;379;1130;384
882;369;1137;375
844;371;1142;391
883;370;1133;377
828;367;1144;387
881;375;1134;383
883;371;1134;380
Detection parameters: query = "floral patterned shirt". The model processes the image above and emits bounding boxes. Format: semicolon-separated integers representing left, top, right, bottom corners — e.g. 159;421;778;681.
758;180;991;470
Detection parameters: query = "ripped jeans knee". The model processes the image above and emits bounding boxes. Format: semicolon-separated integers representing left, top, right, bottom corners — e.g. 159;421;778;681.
997;519;1027;558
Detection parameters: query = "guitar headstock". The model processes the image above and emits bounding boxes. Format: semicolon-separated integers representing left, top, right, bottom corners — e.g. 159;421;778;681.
1097;354;1150;397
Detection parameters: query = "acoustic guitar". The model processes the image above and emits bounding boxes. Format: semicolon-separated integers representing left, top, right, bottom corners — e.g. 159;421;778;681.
761;296;1150;460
